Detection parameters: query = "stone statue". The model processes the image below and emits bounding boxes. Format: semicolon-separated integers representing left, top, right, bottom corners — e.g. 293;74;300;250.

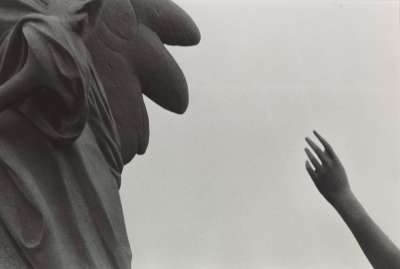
0;0;200;268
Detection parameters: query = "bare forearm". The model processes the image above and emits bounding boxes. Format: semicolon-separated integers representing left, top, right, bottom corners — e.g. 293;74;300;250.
304;131;400;268
333;191;400;269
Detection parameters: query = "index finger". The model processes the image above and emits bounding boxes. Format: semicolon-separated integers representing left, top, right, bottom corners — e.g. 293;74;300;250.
305;137;330;165
313;130;337;158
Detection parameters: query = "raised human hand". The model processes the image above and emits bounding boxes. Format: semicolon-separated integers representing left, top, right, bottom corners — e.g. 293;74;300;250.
305;131;351;205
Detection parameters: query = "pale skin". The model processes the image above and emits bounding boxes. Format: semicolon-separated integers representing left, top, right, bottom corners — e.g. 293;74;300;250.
305;130;400;268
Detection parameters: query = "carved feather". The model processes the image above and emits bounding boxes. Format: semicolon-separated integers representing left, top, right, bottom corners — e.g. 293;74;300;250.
87;0;200;163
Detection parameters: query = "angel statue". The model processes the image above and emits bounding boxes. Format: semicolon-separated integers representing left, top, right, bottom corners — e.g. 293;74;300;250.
0;0;200;268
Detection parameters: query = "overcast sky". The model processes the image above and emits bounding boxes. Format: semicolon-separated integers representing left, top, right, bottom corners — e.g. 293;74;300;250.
120;1;400;268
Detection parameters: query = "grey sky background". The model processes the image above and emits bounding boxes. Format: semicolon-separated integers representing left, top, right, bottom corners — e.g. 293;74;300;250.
120;1;400;268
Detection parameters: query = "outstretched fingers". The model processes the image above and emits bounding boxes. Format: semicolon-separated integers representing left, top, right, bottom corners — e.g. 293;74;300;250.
313;130;337;159
305;148;321;171
305;137;330;165
305;161;317;181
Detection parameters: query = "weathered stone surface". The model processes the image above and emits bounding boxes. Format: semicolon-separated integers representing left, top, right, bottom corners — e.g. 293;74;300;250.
87;0;200;162
0;0;199;268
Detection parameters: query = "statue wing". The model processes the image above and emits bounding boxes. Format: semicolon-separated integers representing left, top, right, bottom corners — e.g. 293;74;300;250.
129;0;201;112
86;0;200;162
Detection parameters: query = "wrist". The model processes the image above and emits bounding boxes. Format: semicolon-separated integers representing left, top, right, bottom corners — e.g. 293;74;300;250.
329;188;356;210
330;189;370;228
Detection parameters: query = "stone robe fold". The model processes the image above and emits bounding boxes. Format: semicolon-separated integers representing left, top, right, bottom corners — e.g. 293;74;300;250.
0;0;131;268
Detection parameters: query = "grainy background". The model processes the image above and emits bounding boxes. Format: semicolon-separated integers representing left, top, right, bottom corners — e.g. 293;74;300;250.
121;1;400;268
